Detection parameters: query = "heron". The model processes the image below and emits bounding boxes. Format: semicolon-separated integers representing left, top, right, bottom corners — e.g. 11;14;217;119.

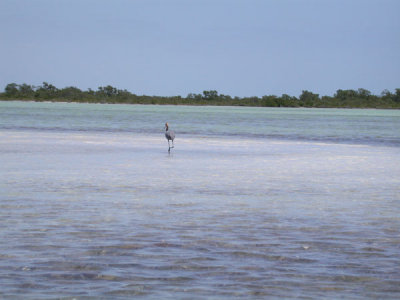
164;122;175;152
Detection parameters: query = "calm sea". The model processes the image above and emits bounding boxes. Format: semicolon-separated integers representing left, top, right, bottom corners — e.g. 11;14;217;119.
1;101;400;299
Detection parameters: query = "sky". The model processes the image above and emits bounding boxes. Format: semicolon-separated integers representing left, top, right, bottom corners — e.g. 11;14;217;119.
1;0;399;97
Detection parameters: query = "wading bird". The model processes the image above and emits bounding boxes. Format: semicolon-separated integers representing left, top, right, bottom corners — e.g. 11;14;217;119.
165;122;175;152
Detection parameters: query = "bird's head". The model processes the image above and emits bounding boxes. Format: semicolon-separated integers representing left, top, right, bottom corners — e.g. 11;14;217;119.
165;122;169;131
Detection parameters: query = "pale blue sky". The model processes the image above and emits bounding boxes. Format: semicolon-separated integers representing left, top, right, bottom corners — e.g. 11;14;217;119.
1;0;399;97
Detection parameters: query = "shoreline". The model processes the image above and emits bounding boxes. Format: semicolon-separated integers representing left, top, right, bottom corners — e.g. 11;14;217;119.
1;98;399;110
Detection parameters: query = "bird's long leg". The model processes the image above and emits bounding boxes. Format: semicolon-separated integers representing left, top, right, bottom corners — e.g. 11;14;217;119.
168;140;171;152
172;140;174;148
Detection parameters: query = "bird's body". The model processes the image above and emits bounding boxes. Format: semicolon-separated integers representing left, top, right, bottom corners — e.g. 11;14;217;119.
165;130;175;142
165;122;175;152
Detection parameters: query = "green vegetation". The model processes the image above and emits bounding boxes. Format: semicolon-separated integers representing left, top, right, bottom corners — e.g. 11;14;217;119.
1;82;400;108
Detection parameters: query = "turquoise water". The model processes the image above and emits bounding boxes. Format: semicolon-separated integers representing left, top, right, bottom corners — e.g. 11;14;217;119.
1;101;400;298
1;101;400;146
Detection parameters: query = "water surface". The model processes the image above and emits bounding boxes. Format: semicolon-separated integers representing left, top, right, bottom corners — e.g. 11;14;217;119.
1;101;399;299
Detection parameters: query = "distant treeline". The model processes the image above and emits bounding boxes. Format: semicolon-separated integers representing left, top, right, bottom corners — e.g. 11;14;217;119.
1;82;400;108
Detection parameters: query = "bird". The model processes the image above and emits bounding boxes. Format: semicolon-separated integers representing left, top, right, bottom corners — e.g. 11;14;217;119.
164;122;175;152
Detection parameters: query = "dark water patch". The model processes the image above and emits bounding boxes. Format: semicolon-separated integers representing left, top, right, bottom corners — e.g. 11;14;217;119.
105;243;145;250
150;276;194;282
82;245;146;257
16;281;50;290
33;261;103;273
183;256;217;262
152;242;183;248
326;263;384;275
108;263;146;269
42;272;101;281
96;274;125;282
0;254;16;259
332;275;378;283
105;286;149;297
268;255;317;264
149;262;224;272
318;285;346;292
15;243;66;253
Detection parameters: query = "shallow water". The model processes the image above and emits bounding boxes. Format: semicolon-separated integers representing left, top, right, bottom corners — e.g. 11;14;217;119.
1;102;400;298
1;101;400;146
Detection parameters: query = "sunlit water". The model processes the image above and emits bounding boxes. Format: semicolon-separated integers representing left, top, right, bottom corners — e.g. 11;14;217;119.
1;101;400;299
